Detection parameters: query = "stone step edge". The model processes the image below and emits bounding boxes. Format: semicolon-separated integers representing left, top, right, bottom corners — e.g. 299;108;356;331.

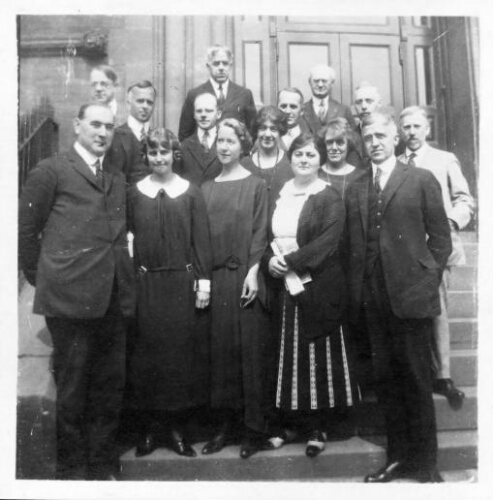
120;429;477;463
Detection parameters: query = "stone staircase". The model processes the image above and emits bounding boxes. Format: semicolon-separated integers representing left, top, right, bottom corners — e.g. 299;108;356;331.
16;233;478;481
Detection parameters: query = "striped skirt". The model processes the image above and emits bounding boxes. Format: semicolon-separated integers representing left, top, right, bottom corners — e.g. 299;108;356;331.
275;292;355;411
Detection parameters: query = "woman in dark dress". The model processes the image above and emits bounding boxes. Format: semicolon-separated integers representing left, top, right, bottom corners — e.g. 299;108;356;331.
241;105;294;210
262;132;356;457
127;128;212;458
201;118;270;459
318;118;362;198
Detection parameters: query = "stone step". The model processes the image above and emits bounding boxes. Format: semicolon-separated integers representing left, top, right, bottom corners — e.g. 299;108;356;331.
449;265;477;291
450;319;478;350
119;429;477;481
357;386;477;435
448;290;478;319
450;350;477;387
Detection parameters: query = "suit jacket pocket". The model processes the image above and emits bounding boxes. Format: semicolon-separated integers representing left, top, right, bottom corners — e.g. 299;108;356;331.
43;246;109;284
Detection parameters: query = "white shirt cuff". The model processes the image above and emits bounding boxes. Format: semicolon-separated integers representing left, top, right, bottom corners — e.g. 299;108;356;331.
196;279;211;293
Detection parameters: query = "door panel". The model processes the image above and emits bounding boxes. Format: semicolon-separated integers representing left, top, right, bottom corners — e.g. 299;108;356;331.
339;33;403;117
276;32;341;102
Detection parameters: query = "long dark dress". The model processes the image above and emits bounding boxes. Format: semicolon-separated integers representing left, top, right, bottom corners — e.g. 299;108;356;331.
201;173;269;432
127;176;212;412
241;153;293;210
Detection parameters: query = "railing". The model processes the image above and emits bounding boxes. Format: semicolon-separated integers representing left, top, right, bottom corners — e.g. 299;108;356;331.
18;97;59;196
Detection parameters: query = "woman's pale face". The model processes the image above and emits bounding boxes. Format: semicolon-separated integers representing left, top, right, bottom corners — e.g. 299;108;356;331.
257;119;281;153
147;145;174;177
325;132;348;168
216;125;242;166
291;142;321;182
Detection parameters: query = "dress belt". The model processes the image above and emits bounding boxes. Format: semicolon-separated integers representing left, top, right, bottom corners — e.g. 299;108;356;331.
138;263;193;276
212;254;243;271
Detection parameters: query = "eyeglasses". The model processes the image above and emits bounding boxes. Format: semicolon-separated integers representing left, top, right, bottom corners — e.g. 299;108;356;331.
91;81;114;89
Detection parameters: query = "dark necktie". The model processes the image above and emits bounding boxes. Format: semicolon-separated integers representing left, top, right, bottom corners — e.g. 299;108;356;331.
94;158;104;189
408;152;417;168
374;166;383;194
201;130;210;151
217;84;225;109
317;100;326;120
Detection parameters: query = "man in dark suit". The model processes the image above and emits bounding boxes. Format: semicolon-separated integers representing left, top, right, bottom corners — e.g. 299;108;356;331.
398;105;474;409
344;112;451;483
176;92;222;185
277;87;311;151
303;64;356;136
19;103;136;480
178;44;257;141
108;80;156;184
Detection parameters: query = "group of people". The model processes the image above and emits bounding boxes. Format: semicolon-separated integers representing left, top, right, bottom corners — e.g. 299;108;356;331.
18;43;474;483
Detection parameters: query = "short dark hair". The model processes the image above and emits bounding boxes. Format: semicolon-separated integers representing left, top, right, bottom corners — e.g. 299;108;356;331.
127;80;156;96
288;132;327;166
318;117;356;151
252;105;289;139
144;128;181;167
217;118;253;157
91;65;118;84
77;102;113;120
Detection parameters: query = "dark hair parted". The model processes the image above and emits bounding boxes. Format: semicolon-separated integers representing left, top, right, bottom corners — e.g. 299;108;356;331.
127;80;156;96
288;132;327;166
77;102;113;120
91;65;118;84
252;105;289;140
144;128;181;165
217;118;253;157
318;117;356;150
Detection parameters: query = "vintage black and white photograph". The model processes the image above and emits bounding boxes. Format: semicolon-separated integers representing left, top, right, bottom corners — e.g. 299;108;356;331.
2;1;492;499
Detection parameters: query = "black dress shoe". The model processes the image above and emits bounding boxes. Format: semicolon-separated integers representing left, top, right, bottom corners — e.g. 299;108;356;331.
202;431;228;455
169;429;196;457
433;378;465;410
135;433;158;457
305;430;326;458
364;461;407;483
408;468;444;483
240;437;262;459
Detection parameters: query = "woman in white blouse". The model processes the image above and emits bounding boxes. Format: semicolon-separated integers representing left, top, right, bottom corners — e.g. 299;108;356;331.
262;132;356;457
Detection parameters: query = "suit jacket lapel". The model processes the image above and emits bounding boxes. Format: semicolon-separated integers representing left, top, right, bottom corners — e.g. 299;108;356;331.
380;161;409;215
102;155;115;193
188;133;217;171
224;81;240;107
357;171;371;237
68;147;103;191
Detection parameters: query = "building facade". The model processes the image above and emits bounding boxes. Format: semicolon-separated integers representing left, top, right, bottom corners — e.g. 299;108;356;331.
18;15;479;202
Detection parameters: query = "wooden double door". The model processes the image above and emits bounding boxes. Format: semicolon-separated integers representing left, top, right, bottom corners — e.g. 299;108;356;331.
235;16;434;124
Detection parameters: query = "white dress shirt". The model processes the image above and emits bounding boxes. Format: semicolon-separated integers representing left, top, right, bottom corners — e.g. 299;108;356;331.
209;78;229;100
371;155;396;191
127;115;150;141
74;141;105;175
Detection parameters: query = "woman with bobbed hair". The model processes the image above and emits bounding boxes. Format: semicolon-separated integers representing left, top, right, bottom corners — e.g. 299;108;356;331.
242;105;293;209
201;118;270;459
261;132;355;457
127;128;212;458
318;117;362;199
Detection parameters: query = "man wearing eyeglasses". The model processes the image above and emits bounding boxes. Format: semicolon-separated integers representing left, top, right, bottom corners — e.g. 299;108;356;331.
90;65;126;126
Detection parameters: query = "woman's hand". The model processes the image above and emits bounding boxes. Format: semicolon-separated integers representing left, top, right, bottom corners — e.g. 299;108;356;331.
241;266;259;308
268;255;289;278
195;290;210;309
